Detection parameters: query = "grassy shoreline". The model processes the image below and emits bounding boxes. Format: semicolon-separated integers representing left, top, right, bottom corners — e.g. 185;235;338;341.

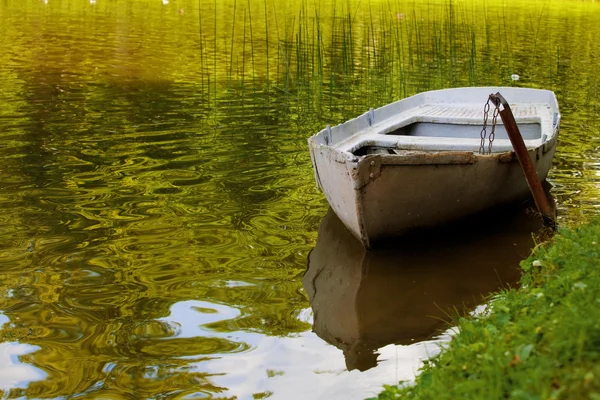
372;221;600;400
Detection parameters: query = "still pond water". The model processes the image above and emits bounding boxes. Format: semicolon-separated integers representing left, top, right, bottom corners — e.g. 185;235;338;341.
1;0;599;398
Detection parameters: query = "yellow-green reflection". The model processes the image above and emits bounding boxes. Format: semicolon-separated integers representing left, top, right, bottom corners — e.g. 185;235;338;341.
0;0;599;398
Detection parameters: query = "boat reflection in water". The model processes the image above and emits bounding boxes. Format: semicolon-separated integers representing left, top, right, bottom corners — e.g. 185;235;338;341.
303;205;549;372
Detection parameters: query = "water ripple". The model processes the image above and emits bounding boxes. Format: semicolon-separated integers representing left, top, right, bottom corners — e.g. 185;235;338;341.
0;0;599;398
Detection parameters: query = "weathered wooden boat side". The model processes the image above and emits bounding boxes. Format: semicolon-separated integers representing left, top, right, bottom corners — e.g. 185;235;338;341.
308;87;560;248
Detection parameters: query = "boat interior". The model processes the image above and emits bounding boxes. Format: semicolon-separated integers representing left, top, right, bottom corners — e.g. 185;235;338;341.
352;121;543;156
310;88;560;158
336;103;555;156
385;121;541;140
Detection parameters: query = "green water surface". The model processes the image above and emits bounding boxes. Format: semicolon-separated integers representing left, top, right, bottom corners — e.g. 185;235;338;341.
0;0;599;398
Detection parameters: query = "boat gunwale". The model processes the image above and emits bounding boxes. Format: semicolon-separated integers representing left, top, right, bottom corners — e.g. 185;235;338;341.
308;87;561;163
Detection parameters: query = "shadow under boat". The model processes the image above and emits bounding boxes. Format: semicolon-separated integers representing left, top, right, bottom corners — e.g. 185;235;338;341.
303;203;551;372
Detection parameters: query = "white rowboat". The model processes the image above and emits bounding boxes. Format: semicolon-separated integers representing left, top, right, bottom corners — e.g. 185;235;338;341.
307;87;560;249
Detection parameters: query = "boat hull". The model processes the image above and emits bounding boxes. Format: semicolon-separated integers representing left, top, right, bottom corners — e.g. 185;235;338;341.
311;145;555;248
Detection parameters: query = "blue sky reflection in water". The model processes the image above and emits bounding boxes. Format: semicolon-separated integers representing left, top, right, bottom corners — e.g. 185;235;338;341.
0;313;46;391
152;300;447;398
0;0;599;398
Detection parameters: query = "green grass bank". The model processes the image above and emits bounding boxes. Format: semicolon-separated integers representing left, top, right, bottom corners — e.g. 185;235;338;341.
372;221;600;400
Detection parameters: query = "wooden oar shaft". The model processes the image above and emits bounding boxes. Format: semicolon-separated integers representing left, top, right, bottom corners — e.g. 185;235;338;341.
490;92;555;225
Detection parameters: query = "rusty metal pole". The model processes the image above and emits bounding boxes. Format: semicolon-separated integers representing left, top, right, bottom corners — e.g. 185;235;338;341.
489;92;555;227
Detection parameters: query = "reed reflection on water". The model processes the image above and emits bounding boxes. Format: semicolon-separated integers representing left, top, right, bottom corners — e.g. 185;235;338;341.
0;0;599;398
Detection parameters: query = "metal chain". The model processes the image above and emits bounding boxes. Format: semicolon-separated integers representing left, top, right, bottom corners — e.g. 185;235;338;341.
487;105;500;154
479;99;490;154
480;95;500;155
